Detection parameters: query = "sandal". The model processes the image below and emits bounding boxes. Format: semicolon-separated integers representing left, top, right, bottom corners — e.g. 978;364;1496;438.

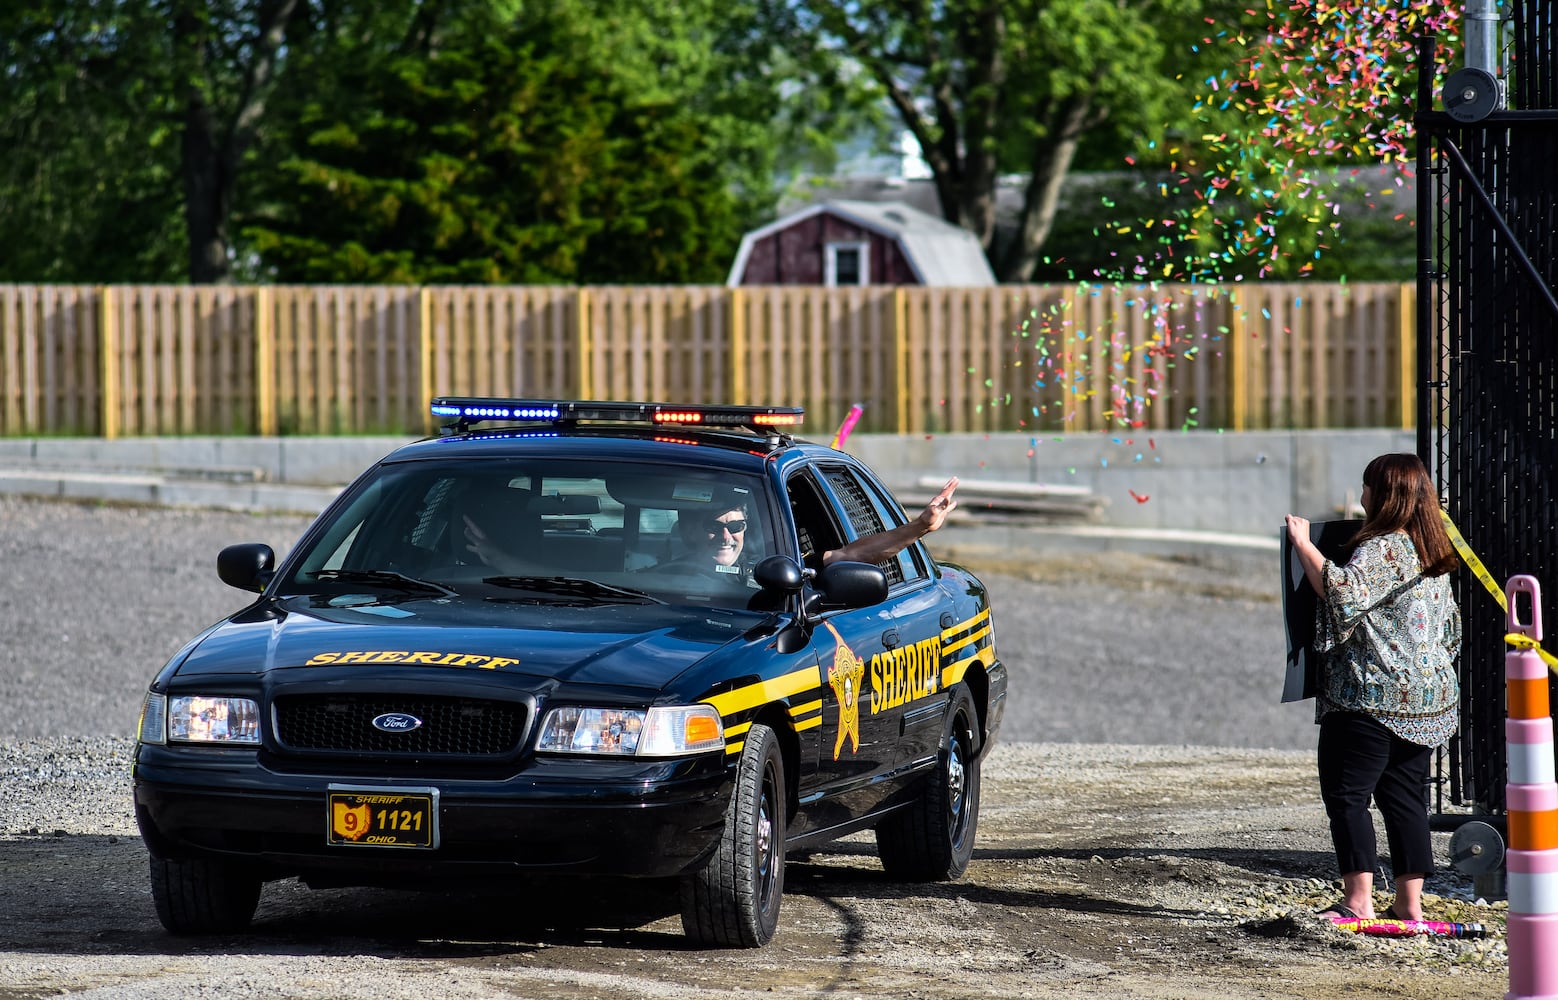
1319;902;1358;918
1383;904;1411;921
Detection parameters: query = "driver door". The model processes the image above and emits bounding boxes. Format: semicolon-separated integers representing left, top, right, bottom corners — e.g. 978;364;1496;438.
785;470;900;828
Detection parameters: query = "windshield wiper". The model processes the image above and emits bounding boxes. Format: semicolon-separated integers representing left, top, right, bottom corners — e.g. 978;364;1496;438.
481;575;664;605
307;569;456;597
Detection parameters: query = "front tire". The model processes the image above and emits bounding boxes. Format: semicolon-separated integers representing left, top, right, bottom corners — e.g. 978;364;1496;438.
680;723;786;947
149;855;262;934
876;688;981;880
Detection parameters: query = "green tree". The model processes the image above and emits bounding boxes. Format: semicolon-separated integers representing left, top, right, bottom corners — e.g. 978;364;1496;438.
781;0;1452;284
244;0;786;282
0;1;185;281
0;0;303;283
171;0;302;283
1;0;872;284
780;0;1201;282
1040;0;1455;283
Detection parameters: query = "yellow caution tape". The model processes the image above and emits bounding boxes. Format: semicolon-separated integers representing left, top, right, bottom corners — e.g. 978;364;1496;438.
1441;510;1558;674
1440;508;1507;612
1505;633;1558;672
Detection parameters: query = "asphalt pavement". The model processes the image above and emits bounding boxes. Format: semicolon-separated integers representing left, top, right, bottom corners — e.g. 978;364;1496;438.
0;494;1307;749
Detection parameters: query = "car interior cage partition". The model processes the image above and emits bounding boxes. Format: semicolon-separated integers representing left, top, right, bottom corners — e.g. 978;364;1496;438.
1417;0;1558;818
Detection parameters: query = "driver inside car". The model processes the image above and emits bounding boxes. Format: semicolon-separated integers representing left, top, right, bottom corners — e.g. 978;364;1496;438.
654;498;760;587
685;504;752;577
457;480;543;575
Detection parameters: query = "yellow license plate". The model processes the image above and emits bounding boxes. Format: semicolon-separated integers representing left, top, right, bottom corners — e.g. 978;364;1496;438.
326;786;440;849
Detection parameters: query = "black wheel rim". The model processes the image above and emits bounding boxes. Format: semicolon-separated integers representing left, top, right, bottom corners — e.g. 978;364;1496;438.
946;723;970;847
756;757;779;912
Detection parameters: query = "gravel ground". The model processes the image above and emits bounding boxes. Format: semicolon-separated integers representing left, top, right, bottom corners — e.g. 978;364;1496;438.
0;495;1509;999
0;498;319;742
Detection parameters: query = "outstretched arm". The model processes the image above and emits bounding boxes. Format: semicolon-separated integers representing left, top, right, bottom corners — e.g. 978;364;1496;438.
823;477;959;567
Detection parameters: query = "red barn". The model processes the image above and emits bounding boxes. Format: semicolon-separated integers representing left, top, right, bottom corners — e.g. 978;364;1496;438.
726;200;995;286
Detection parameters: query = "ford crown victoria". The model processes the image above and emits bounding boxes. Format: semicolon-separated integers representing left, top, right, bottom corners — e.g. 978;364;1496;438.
133;398;1007;946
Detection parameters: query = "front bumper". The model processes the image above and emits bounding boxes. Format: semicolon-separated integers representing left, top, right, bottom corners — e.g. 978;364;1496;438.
133;744;732;884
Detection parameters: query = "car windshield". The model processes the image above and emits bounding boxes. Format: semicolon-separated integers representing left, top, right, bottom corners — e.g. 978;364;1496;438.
276;458;779;611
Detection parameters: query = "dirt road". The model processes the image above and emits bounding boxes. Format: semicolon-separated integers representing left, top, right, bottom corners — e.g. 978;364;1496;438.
0;737;1504;999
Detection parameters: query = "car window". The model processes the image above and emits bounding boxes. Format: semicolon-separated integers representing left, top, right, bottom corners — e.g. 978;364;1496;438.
786;471;845;573
855;467;931;583
818;465;911;586
277;459;774;610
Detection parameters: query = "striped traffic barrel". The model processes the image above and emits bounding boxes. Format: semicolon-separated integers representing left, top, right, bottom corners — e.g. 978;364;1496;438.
1506;574;1558;1000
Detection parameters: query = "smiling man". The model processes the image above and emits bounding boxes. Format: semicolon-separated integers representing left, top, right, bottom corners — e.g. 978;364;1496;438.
671;500;753;579
704;506;749;572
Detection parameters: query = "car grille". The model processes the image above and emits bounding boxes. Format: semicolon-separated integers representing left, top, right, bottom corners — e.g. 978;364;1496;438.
273;694;526;756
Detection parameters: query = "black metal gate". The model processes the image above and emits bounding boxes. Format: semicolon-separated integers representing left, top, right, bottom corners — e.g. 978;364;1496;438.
1417;1;1558;814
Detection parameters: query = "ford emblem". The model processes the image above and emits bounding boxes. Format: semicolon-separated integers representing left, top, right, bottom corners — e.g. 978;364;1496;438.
371;712;423;733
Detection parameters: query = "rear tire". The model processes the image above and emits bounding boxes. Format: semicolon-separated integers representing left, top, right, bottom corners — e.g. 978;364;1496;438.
876;688;981;880
680;723;786;947
149;855;262;934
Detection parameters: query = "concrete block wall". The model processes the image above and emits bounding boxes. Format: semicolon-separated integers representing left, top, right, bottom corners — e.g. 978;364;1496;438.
0;429;1415;536
0;436;411;485
846;428;1414;536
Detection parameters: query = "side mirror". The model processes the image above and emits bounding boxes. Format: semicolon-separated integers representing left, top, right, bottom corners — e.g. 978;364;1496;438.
218;543;276;593
805;560;889;614
752;556;810;653
753;554;805;594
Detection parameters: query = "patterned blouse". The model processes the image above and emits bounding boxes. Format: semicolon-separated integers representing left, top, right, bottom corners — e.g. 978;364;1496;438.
1314;529;1461;747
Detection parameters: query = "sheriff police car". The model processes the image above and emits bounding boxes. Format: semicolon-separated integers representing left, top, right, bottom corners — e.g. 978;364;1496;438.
133;398;1007;947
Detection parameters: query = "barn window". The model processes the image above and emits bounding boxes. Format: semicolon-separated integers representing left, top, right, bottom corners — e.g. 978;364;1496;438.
825;242;870;286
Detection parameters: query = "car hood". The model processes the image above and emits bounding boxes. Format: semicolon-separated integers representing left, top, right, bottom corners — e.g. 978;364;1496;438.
169;595;761;692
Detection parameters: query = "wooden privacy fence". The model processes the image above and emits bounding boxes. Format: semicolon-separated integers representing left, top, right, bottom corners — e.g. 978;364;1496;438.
0;282;1416;439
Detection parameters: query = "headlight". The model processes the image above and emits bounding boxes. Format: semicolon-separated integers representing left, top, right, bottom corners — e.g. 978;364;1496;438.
539;705;724;757
166;696;262;745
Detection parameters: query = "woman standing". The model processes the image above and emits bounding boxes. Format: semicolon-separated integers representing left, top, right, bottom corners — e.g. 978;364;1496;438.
1284;453;1461;921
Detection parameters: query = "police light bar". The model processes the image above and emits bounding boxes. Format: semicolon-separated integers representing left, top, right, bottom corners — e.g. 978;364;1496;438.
431;397;804;432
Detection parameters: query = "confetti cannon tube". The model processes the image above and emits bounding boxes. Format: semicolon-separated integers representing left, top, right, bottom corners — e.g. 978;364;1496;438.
1328;914;1487;938
829;403;864;451
1505;574;1558;1000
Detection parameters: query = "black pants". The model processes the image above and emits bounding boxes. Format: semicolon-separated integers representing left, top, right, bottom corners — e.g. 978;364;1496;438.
1316;710;1435;878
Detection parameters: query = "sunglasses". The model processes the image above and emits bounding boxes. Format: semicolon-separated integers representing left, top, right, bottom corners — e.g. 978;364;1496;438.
707;518;747;535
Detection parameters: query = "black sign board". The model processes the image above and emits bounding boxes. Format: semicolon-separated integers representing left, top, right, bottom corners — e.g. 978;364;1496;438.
1281;519;1362;703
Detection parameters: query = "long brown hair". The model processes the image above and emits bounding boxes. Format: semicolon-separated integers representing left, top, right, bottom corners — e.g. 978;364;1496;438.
1352;453;1458;577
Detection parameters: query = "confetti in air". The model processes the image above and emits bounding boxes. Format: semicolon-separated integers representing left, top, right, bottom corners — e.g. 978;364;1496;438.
1085;0;1460;285
963;0;1463;444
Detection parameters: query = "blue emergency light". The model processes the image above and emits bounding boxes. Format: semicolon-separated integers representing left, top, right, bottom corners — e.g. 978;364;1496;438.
430;397;805;434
